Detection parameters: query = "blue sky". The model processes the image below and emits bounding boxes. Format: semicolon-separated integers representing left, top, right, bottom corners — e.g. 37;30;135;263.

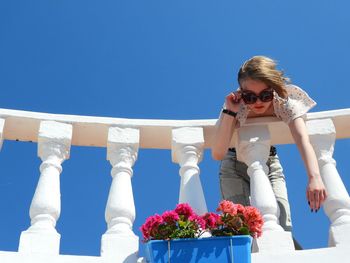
1;0;350;257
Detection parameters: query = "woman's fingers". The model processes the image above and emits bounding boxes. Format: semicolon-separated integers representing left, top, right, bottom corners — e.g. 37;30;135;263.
225;93;234;104
307;189;315;211
307;189;327;212
319;190;326;207
307;176;327;212
323;188;327;201
224;92;241;112
314;190;320;211
226;92;240;103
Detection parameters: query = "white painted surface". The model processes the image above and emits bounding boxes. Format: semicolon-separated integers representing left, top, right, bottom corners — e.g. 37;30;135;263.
251;246;350;263
307;119;350;247
171;127;208;215
237;125;294;252
1;108;350;262
0;118;5;150
101;127;139;263
1;108;350;149
2;246;350;263
19;121;72;255
237;125;280;230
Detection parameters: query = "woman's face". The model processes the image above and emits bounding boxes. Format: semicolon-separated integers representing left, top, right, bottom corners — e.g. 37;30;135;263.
240;79;273;115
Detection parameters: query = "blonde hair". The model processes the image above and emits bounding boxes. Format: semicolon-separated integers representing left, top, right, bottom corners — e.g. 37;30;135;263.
238;56;290;99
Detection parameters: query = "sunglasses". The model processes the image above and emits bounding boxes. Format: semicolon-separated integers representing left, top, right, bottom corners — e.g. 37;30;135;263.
241;89;274;104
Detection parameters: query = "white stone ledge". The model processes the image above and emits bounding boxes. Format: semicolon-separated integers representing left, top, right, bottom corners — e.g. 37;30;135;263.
0;251;102;263
1;246;349;263
1;108;350;149
252;246;350;263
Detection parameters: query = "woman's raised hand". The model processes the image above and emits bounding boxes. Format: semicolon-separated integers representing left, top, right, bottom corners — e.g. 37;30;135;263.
225;91;241;112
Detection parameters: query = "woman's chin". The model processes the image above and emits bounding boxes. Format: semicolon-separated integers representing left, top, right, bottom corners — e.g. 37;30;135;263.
251;107;267;114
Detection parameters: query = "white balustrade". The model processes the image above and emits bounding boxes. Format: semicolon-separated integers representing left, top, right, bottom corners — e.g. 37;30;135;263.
237;125;294;252
0;108;350;262
307;119;350;247
100;127;139;263
18;121;72;255
0;118;5;150
171;127;207;215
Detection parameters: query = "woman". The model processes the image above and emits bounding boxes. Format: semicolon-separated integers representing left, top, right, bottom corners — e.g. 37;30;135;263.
211;56;327;233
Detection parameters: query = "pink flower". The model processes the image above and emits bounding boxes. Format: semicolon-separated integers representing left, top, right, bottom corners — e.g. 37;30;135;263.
140;214;164;241
189;214;206;230
243;206;264;237
140;201;264;241
216;216;223;226
202;212;220;229
233;204;246;214
217;200;237;215
161;210;180;224
175;203;195;219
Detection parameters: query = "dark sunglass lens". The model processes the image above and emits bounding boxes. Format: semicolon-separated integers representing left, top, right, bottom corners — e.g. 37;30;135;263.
242;93;257;104
260;91;273;102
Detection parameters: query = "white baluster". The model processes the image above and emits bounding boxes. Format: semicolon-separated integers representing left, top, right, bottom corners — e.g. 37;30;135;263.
19;121;72;255
307;119;350;247
101;127;139;262
237;125;294;252
0;118;5;150
172;127;207;215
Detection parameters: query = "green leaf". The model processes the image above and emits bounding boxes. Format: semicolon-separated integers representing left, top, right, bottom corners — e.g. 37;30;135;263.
178;220;186;228
239;227;250;235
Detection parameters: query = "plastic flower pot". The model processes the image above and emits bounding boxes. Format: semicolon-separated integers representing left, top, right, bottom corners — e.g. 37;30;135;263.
145;235;252;263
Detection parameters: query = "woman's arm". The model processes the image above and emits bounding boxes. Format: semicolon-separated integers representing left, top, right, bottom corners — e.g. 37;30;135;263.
211;110;236;160
211;92;241;160
289;117;327;212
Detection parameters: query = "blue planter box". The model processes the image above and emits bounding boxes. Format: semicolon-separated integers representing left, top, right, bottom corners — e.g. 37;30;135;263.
145;235;252;263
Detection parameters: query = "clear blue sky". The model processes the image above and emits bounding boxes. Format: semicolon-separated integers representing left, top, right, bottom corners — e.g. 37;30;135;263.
1;0;350;257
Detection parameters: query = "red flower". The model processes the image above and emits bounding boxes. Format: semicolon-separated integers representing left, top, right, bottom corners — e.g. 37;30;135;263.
140;201;264;242
243;206;264;238
234;203;246;214
202;212;220;229
217;200;237;215
140;214;163;241
174;203;194;219
161;210;180;224
189;214;206;230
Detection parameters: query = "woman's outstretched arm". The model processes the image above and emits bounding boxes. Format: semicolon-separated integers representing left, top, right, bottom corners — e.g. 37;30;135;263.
289;117;327;211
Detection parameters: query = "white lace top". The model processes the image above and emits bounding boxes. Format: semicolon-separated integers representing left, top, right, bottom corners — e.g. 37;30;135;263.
234;84;316;126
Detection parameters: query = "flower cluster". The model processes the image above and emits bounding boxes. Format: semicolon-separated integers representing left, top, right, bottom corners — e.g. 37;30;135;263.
204;200;264;238
140;200;263;242
140;203;205;242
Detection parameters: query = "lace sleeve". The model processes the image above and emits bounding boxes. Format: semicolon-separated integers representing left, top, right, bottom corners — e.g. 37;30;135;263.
273;84;316;124
236;103;249;127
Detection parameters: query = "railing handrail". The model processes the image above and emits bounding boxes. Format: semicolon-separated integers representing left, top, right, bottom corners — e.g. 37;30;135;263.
1;107;350;149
